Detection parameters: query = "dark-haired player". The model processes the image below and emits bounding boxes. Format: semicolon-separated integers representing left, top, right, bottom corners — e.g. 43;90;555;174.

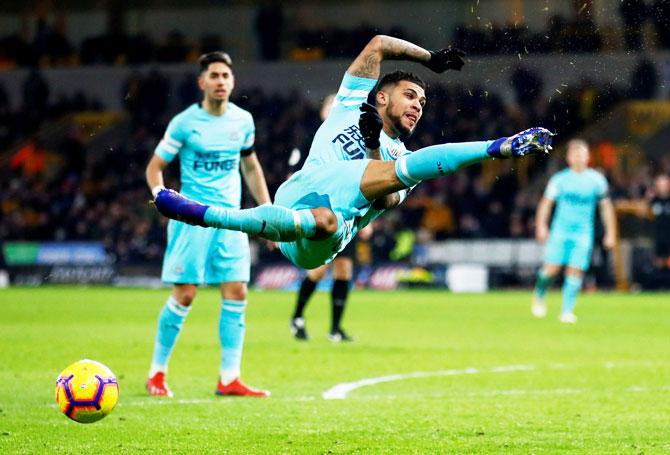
153;36;553;274
145;52;271;398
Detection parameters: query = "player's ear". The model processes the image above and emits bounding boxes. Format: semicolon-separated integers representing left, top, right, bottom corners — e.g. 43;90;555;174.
197;75;205;91
375;90;388;106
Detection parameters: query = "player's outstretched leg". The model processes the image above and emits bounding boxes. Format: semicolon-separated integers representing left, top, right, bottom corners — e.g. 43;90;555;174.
154;190;337;242
359;128;554;202
394;128;554;188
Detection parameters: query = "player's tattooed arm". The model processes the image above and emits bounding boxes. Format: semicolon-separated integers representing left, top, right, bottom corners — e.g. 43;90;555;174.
347;35;431;79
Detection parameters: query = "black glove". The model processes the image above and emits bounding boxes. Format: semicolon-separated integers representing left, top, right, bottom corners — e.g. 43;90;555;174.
359;102;383;149
424;47;466;73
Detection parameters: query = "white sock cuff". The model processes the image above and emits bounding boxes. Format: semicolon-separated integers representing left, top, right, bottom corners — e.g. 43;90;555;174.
221;299;247;313
395;155;420;187
167;296;191;317
219;370;240;385
149;363;167;377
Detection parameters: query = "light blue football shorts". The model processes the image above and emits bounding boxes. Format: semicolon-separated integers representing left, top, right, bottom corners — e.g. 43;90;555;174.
274;159;371;269
161;220;250;284
544;230;593;271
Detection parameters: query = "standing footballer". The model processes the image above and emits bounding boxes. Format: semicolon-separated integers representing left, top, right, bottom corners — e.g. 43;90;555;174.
145;52;271;397
532;139;616;323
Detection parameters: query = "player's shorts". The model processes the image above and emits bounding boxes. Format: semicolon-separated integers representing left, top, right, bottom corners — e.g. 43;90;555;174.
544;231;593;271
161;220;250;284
274;159;371;269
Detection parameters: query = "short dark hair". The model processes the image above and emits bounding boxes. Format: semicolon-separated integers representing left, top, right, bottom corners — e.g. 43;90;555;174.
375;70;426;93
198;51;233;73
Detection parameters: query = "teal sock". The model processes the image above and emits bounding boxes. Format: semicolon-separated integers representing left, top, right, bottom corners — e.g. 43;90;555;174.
204;204;316;242
150;296;190;372
219;299;246;382
561;275;583;315
534;271;553;298
394;141;492;186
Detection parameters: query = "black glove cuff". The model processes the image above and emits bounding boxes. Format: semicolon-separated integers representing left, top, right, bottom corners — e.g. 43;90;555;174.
364;138;381;150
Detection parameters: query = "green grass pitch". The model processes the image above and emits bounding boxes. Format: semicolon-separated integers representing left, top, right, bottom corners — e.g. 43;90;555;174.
1;287;669;454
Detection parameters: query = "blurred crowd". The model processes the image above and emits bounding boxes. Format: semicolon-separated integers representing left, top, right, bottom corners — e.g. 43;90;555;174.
2;58;665;272
1;1;670;68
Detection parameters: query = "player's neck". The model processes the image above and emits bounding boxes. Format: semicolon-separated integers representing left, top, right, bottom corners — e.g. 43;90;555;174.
202;98;228;116
382;124;399;140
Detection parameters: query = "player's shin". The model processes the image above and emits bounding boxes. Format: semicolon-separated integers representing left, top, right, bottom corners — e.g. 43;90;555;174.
150;296;191;375
394;141;492;186
534;271;553;298
204;205;317;241
219;299;246;384
561;275;583;315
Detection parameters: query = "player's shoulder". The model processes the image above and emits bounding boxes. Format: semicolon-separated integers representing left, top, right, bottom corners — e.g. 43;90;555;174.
586;168;607;181
227;102;254;123
166;104;199;131
551;168;571;181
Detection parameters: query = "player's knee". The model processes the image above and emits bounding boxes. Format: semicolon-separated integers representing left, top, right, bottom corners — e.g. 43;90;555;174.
311;207;338;238
173;288;196;306
222;282;247;301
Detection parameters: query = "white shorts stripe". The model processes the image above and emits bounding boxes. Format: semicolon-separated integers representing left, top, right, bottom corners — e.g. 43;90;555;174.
292;210;302;237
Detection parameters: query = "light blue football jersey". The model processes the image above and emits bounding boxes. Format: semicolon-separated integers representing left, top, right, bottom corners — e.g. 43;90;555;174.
545;168;609;235
155;102;255;207
303;72;409;168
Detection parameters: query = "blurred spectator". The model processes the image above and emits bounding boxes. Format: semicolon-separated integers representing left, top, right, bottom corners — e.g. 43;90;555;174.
651;0;670;48
156;30;189;63
511;66;543;106
628;58;659;99
255;2;284;60
619;0;648;51
649;174;670;267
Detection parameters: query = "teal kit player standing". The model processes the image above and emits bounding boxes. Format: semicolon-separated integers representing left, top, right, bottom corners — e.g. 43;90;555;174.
532;139;616;323
145;52;271;398
153;35;554;273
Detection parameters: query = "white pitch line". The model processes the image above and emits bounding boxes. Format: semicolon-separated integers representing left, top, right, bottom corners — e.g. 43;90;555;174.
321;364;535;400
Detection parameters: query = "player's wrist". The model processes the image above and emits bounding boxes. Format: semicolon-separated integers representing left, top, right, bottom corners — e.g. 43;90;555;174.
151;185;166;198
364;138;381;150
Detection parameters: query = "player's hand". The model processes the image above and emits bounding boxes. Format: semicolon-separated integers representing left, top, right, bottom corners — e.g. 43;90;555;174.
603;231;616;250
359;102;383;150
535;225;549;243
424;47;466;73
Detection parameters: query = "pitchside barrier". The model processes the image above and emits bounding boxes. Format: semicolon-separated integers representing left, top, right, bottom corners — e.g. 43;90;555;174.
1;241;115;285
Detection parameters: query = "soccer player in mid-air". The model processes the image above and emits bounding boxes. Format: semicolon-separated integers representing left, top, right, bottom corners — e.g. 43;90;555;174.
152;35;553;277
532;139;616;323
145;52;272;398
288;94;372;342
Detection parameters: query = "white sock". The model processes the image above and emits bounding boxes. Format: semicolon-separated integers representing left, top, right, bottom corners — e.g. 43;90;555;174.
149;363;167;378
220;370;239;385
